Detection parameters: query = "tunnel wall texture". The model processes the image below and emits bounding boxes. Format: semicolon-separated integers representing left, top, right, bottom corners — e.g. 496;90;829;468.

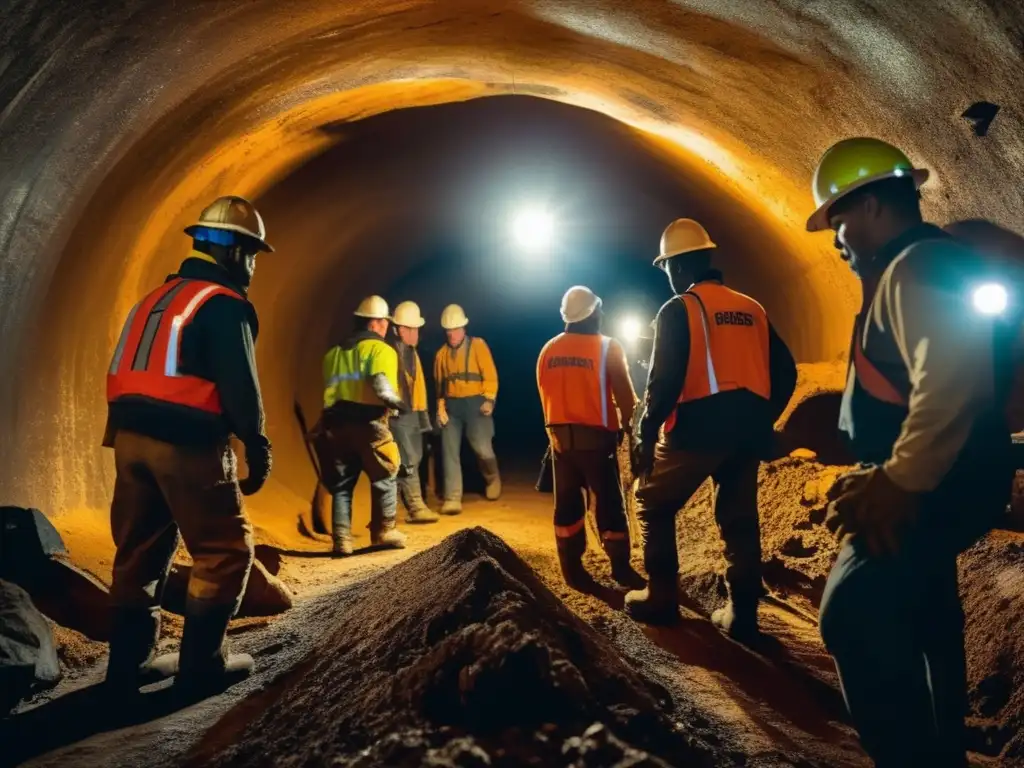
1;0;1023;533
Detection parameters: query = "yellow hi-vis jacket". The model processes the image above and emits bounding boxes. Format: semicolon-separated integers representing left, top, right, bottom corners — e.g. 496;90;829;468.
323;333;399;409
434;336;498;401
398;343;429;412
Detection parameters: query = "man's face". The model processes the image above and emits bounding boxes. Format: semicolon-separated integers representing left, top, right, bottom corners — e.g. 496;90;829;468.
369;317;390;337
828;197;878;276
446;327;466;347
398;325;419;346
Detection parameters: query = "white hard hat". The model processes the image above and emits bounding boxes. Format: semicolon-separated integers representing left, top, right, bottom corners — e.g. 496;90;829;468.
392;300;425;328
560;286;602;324
354;295;390;319
440;304;469;330
653;218;716;265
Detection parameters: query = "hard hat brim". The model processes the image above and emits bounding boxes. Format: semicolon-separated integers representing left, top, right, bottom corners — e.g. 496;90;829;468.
442;320;469;330
354;311;389;319
806;168;930;232
652;242;717;266
392;316;426;328
185;223;275;252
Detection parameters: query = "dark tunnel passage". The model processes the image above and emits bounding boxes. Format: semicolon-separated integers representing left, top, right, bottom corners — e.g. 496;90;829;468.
2;0;1024;554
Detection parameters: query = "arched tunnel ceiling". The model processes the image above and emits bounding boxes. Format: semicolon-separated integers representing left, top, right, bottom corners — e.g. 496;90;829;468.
1;0;1022;528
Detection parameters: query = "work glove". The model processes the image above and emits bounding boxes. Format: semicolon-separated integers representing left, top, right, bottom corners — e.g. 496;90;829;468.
437;401;449;428
480;399;495;417
239;436;272;496
630;437;655;485
825;465;920;557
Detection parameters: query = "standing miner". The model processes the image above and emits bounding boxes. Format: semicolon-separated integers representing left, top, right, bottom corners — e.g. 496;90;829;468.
809;138;1015;767
434;304;501;514
626;218;797;635
314;296;409;555
104;195;273;699
389;301;439;524
536;286;645;591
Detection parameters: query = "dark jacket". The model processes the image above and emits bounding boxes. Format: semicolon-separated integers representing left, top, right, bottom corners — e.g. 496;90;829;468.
638;270;797;455
105;257;266;448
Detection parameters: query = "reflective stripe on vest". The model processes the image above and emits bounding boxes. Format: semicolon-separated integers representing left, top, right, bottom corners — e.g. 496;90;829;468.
851;318;907;406
107;278;240;413
537;333;618;430
665;282;771;432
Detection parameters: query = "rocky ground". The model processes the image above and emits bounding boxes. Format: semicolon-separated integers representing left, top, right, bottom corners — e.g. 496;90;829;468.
4;447;1024;766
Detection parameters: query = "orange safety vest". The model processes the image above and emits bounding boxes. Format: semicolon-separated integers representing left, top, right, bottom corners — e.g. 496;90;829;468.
665;282;771;432
107;278;241;414
537;333;619;431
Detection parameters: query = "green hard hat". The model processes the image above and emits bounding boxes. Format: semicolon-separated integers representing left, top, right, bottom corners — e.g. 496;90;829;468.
806;137;930;232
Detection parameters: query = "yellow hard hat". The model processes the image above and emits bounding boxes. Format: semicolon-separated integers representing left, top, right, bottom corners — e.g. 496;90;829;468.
184;195;274;252
653;218;716;266
354;295;389;320
806;138;930;232
392;300;426;328
440;304;469;330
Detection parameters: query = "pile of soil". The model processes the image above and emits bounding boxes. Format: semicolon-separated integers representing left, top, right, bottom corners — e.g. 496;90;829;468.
187;527;719;767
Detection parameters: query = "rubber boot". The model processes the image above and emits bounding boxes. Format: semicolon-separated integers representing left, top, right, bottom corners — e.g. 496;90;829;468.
441;498;462;516
401;481;439;524
624;576;680;626
371;521;408;549
174;599;254;702
602;537;646;590
332;534;354;557
711;584;762;642
556;531;599;592
480;457;502;501
105;606;177;694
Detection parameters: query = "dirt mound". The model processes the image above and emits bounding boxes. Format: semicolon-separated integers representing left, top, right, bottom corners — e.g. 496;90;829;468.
187;527;717;767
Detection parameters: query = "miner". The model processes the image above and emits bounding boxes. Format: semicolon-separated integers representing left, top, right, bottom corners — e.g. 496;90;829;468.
626;218;797;635
104;195;273;699
809;137;1016;766
434;304;501;514
314;296;410;555
536;286;645;591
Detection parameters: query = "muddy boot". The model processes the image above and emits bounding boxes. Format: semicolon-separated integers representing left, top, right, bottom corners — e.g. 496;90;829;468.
711;584;763;642
602;537;646;591
332;534;354;557
480;457;502;501
407;506;440;524
624;576;680;626
556;531;599;592
371;522;408;549
174;599;254;702
440;498;462;516
105;606;177;694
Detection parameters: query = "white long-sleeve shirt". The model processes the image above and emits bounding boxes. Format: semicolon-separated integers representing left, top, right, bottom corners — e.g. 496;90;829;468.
840;231;1003;493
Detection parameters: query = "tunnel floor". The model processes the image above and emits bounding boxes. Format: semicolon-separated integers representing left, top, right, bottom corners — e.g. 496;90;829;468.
6;478;874;768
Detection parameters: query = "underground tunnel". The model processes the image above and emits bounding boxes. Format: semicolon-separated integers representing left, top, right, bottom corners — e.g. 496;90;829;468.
3;1;1024;766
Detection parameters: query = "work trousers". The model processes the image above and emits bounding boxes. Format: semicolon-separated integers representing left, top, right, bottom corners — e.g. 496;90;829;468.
550;425;627;541
108;431;254;613
391;411;429;511
441;394;496;502
819;540;967;767
314;416;399;539
634;442;763;598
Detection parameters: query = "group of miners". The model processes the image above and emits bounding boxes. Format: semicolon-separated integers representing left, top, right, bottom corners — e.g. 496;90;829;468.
312;295;501;556
100;135;1021;768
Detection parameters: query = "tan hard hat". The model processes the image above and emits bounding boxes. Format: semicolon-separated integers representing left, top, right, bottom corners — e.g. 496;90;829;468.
560;286;602;323
184;195;274;252
440;304;469;330
392;300;426;328
653;218;716;266
354;295;390;320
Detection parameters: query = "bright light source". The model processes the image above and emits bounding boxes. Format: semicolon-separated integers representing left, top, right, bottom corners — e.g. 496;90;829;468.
972;283;1008;315
512;208;554;251
618;316;643;343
